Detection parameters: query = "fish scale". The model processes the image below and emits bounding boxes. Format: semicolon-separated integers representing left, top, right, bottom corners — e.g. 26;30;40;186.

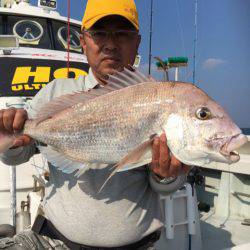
24;83;169;164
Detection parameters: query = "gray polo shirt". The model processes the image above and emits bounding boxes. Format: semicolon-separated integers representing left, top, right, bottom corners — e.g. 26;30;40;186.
0;69;172;247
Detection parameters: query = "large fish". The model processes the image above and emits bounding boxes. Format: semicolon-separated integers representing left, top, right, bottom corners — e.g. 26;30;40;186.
0;68;247;177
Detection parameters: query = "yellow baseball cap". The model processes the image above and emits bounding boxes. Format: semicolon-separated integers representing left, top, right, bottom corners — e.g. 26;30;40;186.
82;0;139;31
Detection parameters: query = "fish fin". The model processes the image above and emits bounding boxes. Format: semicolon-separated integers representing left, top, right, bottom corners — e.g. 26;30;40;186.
34;67;155;123
38;146;104;177
0;133;15;153
74;162;109;178
98;138;154;192
105;66;156;90
116;159;151;172
38;146;86;174
115;138;154;170
74;165;90;178
34;88;111;123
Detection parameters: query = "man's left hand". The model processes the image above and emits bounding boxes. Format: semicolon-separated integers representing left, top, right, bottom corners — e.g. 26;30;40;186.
150;132;190;178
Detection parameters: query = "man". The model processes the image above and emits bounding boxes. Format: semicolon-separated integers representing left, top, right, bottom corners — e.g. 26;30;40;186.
0;0;189;249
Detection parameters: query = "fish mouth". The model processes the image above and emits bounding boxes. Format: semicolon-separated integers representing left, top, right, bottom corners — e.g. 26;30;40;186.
219;133;248;163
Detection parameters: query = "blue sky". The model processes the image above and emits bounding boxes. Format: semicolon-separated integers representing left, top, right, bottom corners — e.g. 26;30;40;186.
30;0;250;128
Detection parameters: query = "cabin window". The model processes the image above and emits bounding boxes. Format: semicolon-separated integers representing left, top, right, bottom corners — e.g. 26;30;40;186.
0;15;82;53
7;15;52;49
13;20;44;41
51;20;82;54
0;16;3;34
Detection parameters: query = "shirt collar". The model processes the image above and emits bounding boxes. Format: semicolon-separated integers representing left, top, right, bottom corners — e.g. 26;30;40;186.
85;68;99;90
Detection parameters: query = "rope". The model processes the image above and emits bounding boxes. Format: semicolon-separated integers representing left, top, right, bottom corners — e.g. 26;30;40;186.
67;0;70;78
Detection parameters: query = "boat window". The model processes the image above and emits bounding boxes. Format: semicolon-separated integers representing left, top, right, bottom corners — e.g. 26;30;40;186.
7;16;51;49
0;17;3;34
13;20;43;42
52;20;82;54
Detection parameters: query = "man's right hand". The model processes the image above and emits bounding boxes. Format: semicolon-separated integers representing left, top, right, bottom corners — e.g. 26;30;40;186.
0;108;32;148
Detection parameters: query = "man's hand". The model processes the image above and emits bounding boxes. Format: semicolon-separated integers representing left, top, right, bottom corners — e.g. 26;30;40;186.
0;108;32;148
150;132;190;178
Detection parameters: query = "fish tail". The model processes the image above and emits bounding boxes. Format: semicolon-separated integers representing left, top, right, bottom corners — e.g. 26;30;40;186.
0;132;15;153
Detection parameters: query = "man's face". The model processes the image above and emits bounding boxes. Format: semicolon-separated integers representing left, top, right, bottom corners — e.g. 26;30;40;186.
80;15;141;80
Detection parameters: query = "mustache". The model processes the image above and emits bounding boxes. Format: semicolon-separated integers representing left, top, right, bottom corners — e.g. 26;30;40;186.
101;53;121;61
101;56;121;61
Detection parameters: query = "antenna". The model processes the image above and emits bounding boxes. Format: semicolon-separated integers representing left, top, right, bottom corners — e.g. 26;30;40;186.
148;0;153;75
192;0;198;84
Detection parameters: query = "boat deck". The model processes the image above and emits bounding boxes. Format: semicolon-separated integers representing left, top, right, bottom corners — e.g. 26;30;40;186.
200;211;250;250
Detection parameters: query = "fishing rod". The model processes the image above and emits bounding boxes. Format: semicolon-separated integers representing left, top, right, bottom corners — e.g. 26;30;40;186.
192;0;198;84
148;0;153;75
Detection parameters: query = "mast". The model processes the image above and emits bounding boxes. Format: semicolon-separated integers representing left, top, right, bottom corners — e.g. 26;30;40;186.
148;0;153;75
192;0;198;83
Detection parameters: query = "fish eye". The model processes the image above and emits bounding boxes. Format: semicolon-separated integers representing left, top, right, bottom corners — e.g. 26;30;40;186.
196;107;211;120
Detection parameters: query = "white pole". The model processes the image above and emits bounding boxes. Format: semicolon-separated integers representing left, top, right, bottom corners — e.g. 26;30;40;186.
10;166;16;227
6;97;25;229
186;183;196;235
175;67;179;81
165;195;174;239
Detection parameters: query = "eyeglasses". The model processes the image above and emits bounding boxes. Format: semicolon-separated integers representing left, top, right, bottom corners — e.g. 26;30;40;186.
83;29;139;43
